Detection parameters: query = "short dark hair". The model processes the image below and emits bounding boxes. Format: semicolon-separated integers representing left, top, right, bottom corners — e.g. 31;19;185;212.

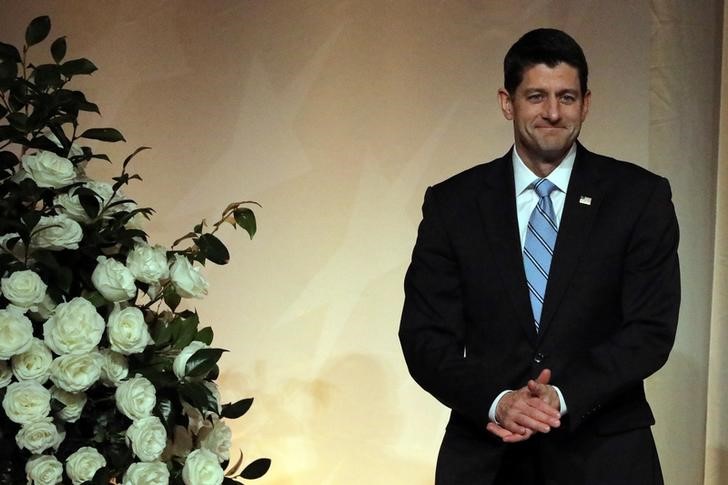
503;28;588;95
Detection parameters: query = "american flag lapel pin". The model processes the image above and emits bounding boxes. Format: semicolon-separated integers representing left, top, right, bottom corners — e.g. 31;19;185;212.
579;196;592;206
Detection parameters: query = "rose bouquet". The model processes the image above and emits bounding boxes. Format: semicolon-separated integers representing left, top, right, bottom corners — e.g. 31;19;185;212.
0;16;269;485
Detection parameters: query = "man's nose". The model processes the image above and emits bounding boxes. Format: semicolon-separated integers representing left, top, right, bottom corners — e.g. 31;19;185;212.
542;97;561;122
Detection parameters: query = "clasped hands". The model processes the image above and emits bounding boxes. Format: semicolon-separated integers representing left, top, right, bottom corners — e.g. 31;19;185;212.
486;369;561;443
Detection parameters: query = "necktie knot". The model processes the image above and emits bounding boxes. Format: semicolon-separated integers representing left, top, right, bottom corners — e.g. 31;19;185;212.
533;178;557;199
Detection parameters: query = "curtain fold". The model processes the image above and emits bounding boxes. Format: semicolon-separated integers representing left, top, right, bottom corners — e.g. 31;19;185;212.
705;2;728;484
649;1;722;483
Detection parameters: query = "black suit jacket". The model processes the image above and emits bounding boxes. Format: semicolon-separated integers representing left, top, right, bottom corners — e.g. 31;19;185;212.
399;144;680;484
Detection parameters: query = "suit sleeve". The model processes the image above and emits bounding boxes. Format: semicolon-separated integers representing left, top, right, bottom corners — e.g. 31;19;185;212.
558;177;680;431
399;187;513;426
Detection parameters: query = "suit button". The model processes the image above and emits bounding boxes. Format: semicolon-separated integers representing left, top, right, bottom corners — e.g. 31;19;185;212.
533;352;545;364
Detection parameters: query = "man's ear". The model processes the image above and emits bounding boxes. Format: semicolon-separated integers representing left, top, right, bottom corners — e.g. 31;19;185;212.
581;89;592;121
498;88;514;120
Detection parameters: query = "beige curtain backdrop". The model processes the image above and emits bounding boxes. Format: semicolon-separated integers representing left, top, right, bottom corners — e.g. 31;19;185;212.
707;1;728;484
0;1;724;484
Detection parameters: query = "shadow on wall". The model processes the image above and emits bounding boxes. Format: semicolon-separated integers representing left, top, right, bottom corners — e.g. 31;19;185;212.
220;353;432;484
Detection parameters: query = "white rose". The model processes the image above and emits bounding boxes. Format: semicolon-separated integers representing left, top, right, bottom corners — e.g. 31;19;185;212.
0;308;34;359
49;352;102;392
1;269;47;311
115;375;156;420
26;454;64;485
21;150;76;188
107;304;153;355
173;341;207;380
123;461;170;485
199;419;232;463
11;337;53;383
16;416;64;454
182;448;224;485
99;348;129;386
31;214;83;250
0;360;13;388
126;416;167;462
92;256;137;302
169;255;208;299
2;380;51;424
44;297;104;355
65;446;106;485
51;386;87;423
126;244;169;284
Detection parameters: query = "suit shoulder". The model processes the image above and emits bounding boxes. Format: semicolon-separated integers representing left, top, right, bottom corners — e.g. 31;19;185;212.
588;151;668;187
429;156;507;200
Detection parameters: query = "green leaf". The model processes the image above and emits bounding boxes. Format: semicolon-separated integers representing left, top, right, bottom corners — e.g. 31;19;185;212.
91;466;111;485
179;382;219;415
155;398;175;435
150;320;172;346
221;397;253;419
171;312;200;349
6;112;28;132
56;266;73;294
197;233;230;265
122;146;150;170
0;58;18;81
163;285;181;312
60;58;97;77
0;104;7;119
84;291;106;308
75;186;102;218
33;63;62;89
26;16;51;47
234;207;257;239
80;127;125;142
196;326;214;345
22;211;41;231
185;348;227;379
51;37;66;63
240;458;271;480
0;151;19;170
0;42;21;62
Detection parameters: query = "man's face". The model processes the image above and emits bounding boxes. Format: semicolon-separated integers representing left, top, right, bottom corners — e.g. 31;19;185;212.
498;62;590;173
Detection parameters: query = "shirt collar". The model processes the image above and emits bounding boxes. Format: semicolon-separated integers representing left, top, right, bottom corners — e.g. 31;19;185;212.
512;143;576;196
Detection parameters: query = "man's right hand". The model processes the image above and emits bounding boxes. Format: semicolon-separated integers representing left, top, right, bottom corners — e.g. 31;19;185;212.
487;369;561;443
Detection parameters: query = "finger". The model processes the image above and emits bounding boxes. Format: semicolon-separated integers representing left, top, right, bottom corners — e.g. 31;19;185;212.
512;412;553;433
523;395;561;419
487;422;532;443
535;368;552;385
486;422;511;439
516;399;561;427
502;430;533;443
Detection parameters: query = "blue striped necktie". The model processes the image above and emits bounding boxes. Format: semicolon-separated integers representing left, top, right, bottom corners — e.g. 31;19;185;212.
523;178;558;332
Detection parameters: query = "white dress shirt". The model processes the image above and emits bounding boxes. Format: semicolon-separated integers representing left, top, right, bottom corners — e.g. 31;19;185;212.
487;143;576;423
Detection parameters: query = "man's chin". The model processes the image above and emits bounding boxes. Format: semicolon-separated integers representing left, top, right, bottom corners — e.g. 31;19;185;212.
537;146;571;164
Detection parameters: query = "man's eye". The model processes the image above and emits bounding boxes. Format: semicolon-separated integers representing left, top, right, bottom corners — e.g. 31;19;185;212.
560;95;576;104
527;94;543;102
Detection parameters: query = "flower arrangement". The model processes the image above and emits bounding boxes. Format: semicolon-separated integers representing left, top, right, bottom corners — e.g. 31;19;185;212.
0;16;269;485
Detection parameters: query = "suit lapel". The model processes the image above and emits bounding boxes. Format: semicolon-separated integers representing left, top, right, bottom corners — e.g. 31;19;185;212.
477;152;538;345
538;145;604;337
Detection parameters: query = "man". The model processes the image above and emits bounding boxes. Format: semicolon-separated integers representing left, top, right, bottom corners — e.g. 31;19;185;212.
399;28;679;484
